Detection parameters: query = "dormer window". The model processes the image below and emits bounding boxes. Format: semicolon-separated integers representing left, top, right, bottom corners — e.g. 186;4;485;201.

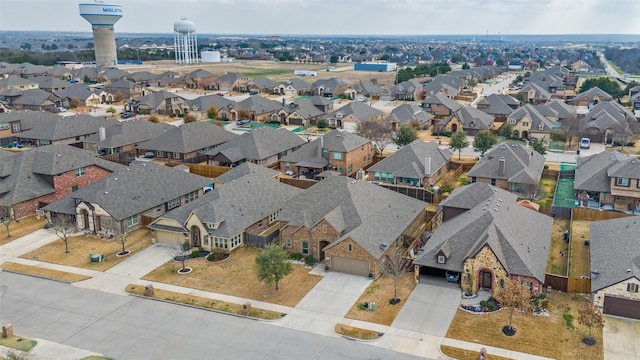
437;255;446;264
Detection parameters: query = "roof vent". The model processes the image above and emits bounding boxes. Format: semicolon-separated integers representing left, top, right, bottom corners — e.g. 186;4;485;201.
379;243;388;249
57;154;61;157
114;177;118;181
627;269;632;272
494;208;498;211
104;191;108;194
483;207;487;210
126;168;130;171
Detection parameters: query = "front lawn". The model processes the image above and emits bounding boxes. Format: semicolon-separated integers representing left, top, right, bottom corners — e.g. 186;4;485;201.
0;215;47;246
142;246;322;307
1;262;91;282
0;335;37;352
547;218;570;275
343;271;416;325
19;228;152;271
570;220;591;278
446;292;603;360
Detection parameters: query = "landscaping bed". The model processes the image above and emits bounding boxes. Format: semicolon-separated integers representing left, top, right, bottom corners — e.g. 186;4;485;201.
0;215;47;246
142;246;322;307
344;271;416;325
19;228;152;272
334;324;382;340
445;291;603;360
125;284;282;320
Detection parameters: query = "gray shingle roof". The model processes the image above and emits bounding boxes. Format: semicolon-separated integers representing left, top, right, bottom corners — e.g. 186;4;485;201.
477;94;519;117
12;89;59;106
422;93;463;112
84;119;174;148
44;162;211;221
0;144;122;207
442;105;494;130
213;162;280;184
0;75;37;88
32;76;69;90
20;114;118;141
137;121;237;154
282;78;311;91
368;141;452;179
520;82;551;100
130;90;182;110
158;172;302;238
311;78;346;93
204;126;304;162
386;104;434;125
187;69;215;80
284;98;325;119
321;129;370;152
574;151;634;193
330;101;383;122
250;77;279;89
580;101;636;134
573;86;614;103
185;94;235;112
535;99;576;120
508;104;555;132
441;182;518;210
414;183;552;283
236;94;283;115
607;157;640;179
590;217;640;291
468;142;545;185
278;176;427;259
55;84;99;101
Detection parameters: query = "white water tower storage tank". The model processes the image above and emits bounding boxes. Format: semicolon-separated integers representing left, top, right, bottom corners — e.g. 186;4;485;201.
201;51;221;63
173;18;198;64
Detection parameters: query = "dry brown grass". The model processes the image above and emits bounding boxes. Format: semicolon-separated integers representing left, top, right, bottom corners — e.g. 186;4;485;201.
125;284;282;320
334;324;382;340
142;246;321;307
19;228;152;271
538;176;557;206
0;335;38;352
440;345;513;360
344;271;416;325
0;215;46;246
446;291;603;360
547;218;570;275
570;220;591;278
0;261;91;282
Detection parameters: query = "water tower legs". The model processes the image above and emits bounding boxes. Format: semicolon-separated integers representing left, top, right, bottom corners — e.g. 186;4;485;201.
93;26;118;66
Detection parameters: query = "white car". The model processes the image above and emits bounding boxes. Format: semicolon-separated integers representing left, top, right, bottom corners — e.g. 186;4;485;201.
580;138;591;149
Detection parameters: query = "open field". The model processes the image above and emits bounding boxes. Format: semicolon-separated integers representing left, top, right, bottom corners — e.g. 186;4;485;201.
446;291;603;360
19;228;152;271
547;218;570;275
570;219;591;278
142;246;322;307
344;271;416;326
0;215;47;246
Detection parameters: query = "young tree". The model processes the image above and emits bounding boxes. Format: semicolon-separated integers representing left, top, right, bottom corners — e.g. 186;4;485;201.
473;130;497;156
357;120;393;154
148;115;159;123
531;137;548;155
169;240;190;273
316;118;328;129
556;115;581;147
116;228;130;256
577;300;604;346
394;124;418;147
384;245;409;305
206;106;218;120
0;206;14;238
449;129;469;160
106;107;116;117
70;97;83;109
255;245;293;291
498;123;514;139
237;109;253;120
50;214;77;254
493;278;532;336
183;113;197;123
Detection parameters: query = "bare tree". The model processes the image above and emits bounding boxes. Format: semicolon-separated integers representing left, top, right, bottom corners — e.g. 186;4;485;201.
50;214;77;253
493;278;532;336
0;205;14;238
384;245;410;305
357;120;394;155
518;182;545;201
116;227;130;256
168;239;190;273
577;298;604;346
556;115;581;148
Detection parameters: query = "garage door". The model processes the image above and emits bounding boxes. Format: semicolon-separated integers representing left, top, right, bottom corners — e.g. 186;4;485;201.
603;295;640;320
331;256;369;277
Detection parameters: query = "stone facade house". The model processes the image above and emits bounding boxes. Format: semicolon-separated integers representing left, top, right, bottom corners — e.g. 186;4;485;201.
579;101;639;144
413;183;553;296
386;104;434;131
502;104;555;140
234;95;283;123
186;69;217;89
278;176;428;277
311;78;348;98
421;93;463;125
213;72;248;92
437;105;495;136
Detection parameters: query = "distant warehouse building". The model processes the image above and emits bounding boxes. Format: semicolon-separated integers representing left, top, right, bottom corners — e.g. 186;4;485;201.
354;62;397;72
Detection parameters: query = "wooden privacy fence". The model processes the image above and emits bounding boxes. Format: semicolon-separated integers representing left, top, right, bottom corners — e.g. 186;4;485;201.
542;168;560;178
572;207;633;221
448;160;476;172
140;215;154;227
166;162;231;178
544;273;591;293
378;183;434;203
279;177;317;189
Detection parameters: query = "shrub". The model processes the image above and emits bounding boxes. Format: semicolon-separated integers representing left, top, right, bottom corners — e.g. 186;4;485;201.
305;254;316;266
563;313;574;329
289;252;303;261
544;165;549;169
191;249;200;258
486;301;496;311
148;115;159;123
316;118;328;129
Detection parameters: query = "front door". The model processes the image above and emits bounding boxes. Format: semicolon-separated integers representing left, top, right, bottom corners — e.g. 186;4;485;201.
191;226;200;247
319;241;330;261
481;270;493;290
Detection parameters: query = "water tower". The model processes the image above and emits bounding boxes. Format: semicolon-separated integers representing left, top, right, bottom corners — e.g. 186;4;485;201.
173;18;198;64
79;1;123;66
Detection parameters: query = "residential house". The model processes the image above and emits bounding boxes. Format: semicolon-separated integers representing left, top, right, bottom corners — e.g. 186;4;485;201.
311;78;348;97
124;90;189;116
351;80;386;100
423;74;466;98
519;82;552;104
205;126;305;168
101;68;129;83
45;66;74;81
32;76;69;93
0;144;120;218
0;75;39;92
234;94;283;123
590;217;640;320
242;77;279;94
326;101;383;131
212;161;280;189
18;114;118;147
125;71;157;87
535;99;577;125
367;140;452;186
0;110;65;146
44;162;212;234
437;105;495;136
579;101;639;144
502;104;555;140
11;88;62;111
213;72;248;92
55;84;114;107
572;87;614;109
574;151;640;213
279;129;373;177
105;79;145;100
277;97;325;126
390;80;422;101
149;171;301;250
386;104;434;131
275;78;312;97
186;69;217;89
413;183;552;296
184;94;236;121
422;93;463;124
136;121;237;162
73;67;101;83
476;94;520;122
278;175;428;277
467;142;545;194
84;119;174;155
571;60;590;73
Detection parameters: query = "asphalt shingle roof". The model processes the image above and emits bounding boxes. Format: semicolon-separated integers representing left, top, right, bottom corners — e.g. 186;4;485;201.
137;121;237;154
386;104;434;125
330;101;383;122
590;217;640;292
20;114;118;141
468;142;545;185
574;151;634;193
204;126;304;162
85;119;174;148
236;94;283;115
368;141;452;179
213;162;280;184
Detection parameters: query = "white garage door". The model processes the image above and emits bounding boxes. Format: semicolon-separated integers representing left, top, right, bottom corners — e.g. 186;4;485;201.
332;256;369;277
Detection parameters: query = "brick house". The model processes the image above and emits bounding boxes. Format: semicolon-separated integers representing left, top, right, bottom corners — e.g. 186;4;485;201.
278;176;428;277
186;69;217;89
413;183;553;296
421;93;463;125
0;144;121;219
84;119;174;156
234;95;283;123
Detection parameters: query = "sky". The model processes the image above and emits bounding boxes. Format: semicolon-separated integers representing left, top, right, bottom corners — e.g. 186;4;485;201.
1;0;639;36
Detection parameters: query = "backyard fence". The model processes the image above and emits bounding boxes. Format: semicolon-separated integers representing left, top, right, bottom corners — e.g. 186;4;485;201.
279;177;317;189
166;162;231;178
542;168;560;178
448;160;476;172
571;207;633;221
378;183;435;203
544;273;591;293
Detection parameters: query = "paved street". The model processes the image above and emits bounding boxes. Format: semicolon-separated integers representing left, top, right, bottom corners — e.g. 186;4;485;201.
0;272;428;360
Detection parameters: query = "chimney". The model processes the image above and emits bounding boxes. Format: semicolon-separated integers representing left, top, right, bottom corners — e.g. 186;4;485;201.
282;98;286;107
99;126;106;142
424;155;431;177
317;135;324;157
499;157;506;176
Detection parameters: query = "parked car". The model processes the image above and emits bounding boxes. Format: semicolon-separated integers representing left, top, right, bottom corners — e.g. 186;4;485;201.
235;119;251;125
580;138;591;149
143;151;155;158
445;271;460;283
50;106;66;113
358;96;367;102
121;112;135;119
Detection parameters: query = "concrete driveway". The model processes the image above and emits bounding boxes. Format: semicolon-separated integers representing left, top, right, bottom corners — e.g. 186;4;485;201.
603;316;640;360
274;271;371;336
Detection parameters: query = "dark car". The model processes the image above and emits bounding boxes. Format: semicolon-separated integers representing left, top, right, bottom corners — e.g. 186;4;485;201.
121;112;135;119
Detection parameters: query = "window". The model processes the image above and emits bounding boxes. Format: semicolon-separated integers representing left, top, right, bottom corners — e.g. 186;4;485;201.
203;235;209;245
322;148;329;155
75;136;80;141
332;152;343;160
72;185;79;192
507;118;516;125
347;164;353;174
0;123;9;131
337;166;343;173
437;255;445;264
302;241;309;254
269;211;279;223
12;123;21;132
500;279;505;288
157;151;164;157
75;167;85;177
173;152;180;159
183;190;198;203
156;206;162;212
286;239;291;248
522;121;529;127
167;197;181;210
628;283;639;293
616;177;629;187
126;215;138;227
348;244;352;252
258;220;263;228
471;176;476;183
